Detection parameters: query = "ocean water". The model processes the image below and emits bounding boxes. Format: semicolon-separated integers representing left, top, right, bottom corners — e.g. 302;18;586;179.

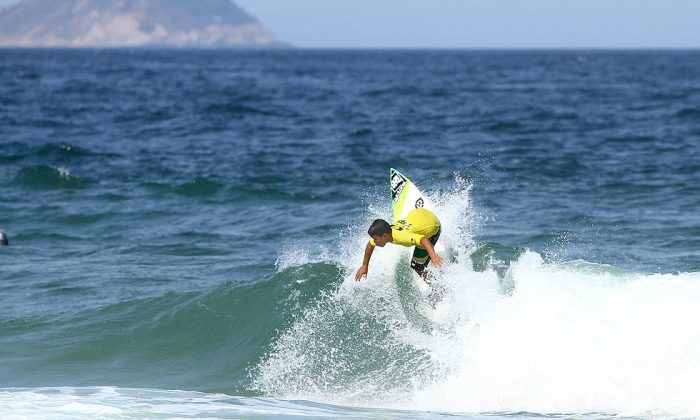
1;49;700;419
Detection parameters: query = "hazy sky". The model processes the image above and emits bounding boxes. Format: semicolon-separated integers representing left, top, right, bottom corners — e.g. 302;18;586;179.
2;0;699;48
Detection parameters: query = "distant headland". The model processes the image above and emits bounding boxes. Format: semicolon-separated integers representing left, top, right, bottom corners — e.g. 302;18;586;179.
0;0;286;48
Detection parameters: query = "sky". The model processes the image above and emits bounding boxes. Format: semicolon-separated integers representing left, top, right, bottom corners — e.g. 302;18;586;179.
1;0;699;48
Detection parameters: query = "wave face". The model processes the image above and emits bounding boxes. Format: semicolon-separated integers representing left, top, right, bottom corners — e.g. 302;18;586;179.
2;50;700;418
0;262;344;393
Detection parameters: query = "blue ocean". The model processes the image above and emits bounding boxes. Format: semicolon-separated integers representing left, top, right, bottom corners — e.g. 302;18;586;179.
1;49;700;419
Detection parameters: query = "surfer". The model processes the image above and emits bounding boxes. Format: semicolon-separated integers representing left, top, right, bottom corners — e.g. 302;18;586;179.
355;208;443;282
0;230;7;246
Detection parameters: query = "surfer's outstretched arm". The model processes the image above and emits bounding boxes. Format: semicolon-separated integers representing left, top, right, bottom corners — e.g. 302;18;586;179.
355;241;375;281
420;237;444;267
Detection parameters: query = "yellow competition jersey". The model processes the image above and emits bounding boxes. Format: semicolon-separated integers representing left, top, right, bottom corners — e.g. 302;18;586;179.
370;208;440;248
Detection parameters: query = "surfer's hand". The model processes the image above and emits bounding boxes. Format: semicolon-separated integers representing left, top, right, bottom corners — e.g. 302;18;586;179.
355;265;368;281
431;255;444;267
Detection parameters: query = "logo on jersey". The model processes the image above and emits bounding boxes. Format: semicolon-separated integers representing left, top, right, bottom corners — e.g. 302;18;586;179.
394;219;412;230
415;198;424;208
390;171;407;202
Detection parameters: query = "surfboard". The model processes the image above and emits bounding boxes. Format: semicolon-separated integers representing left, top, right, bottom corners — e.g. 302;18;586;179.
390;169;448;312
390;168;445;253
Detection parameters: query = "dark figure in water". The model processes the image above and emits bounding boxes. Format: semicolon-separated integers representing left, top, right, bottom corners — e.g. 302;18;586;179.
0;230;8;246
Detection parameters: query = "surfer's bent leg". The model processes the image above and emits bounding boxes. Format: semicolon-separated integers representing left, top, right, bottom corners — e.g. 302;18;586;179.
410;228;441;281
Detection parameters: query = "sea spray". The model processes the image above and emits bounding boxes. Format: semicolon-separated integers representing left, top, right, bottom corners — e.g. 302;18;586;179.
252;174;484;405
253;176;700;417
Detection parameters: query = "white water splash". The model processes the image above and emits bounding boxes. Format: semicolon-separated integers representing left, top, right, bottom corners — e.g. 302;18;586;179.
257;174;700;418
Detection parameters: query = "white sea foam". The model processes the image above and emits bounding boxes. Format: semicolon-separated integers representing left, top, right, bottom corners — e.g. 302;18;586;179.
0;387;458;419
258;174;700;418
57;166;72;179
410;252;700;417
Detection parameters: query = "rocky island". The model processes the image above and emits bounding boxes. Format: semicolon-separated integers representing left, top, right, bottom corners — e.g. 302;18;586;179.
0;0;285;47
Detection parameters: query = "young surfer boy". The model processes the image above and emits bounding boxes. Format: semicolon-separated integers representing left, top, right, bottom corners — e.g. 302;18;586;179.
355;208;443;282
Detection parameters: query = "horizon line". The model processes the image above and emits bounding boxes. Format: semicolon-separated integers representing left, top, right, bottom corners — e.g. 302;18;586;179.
0;45;699;51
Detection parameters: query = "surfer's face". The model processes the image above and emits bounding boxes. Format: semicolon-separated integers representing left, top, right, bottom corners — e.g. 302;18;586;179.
372;233;391;247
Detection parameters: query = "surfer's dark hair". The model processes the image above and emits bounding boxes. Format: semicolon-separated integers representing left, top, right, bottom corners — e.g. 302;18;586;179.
368;219;391;237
